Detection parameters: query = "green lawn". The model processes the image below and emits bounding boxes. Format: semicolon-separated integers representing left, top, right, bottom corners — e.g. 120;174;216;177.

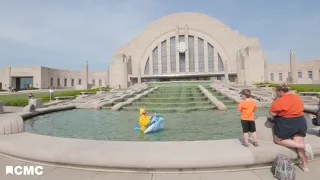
0;91;72;103
289;84;320;92
0;87;111;106
254;82;320;92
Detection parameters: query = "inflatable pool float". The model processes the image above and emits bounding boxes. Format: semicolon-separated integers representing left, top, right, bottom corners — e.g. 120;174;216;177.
134;115;164;134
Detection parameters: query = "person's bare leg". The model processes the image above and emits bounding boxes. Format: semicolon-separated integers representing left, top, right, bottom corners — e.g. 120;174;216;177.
293;136;308;170
274;137;306;149
251;132;258;142
243;132;249;144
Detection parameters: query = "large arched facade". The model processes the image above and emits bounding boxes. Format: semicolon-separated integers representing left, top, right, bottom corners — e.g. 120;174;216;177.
109;12;267;88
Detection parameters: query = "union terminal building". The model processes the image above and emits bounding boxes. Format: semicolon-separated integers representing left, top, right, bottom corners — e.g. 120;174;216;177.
0;13;319;90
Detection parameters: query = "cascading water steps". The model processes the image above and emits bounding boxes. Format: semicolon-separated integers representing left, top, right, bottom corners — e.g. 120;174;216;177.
122;85;215;112
203;85;238;109
101;91;144;109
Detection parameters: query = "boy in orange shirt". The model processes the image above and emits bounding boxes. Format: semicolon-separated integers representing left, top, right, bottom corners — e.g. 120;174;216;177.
238;89;258;147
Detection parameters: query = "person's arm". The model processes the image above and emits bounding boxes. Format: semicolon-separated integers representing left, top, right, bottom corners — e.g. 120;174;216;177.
237;103;242;113
269;100;281;117
253;104;257;112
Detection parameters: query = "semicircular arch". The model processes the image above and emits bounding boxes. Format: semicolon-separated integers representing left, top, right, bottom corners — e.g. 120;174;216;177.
139;30;231;75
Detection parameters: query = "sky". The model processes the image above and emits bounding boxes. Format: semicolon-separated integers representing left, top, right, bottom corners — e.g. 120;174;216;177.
0;0;319;72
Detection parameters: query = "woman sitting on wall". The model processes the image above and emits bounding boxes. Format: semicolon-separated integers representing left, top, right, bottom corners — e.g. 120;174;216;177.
269;84;313;172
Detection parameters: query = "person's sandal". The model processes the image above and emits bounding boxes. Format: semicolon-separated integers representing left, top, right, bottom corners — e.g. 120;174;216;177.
242;143;249;147
299;165;309;173
305;144;314;160
253;142;259;147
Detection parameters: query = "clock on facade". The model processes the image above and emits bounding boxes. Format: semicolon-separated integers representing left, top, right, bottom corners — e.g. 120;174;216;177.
176;42;188;53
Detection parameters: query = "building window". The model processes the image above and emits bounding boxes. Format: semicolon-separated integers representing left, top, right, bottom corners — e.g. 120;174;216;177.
92;79;95;85
270;73;274;81
298;71;302;78
57;78;60;86
188;36;195;72
279;73;283;81
308;71;313;79
218;53;224;71
71;79;74;86
144;57;150;74
64;78;67;87
50;78;53;87
99;79;102;86
179;35;186;72
78;79;82;85
241;56;245;70
161;40;167;74
198;38;204;72
208;43;214;72
152;46;158;74
170;37;176;73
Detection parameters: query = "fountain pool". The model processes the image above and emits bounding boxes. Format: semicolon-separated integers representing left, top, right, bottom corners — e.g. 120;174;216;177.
24;108;314;141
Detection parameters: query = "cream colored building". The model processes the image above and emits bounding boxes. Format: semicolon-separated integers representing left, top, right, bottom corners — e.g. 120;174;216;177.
0;13;319;90
0;63;108;90
267;51;320;84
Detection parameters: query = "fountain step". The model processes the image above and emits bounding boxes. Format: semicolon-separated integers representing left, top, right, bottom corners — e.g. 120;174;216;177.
130;102;212;108
122;106;216;113
150;90;202;93
138;97;208;102
146;94;205;98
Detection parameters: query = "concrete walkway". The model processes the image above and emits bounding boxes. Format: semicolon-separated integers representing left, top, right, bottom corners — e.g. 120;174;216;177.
0;155;319;180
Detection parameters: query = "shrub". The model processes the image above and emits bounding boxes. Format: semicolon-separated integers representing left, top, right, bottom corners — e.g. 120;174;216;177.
4;99;28;107
41;96;51;103
253;82;276;87
26;87;39;90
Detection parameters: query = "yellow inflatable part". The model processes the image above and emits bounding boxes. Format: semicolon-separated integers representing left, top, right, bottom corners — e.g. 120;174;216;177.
139;108;150;131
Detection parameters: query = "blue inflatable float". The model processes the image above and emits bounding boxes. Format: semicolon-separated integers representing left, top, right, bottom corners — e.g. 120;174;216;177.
134;115;164;134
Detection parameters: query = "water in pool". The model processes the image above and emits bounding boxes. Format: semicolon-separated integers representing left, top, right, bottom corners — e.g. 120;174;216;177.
25;108;288;141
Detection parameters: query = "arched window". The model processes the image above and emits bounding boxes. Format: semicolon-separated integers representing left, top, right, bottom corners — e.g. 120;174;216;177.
170;37;176;73
218;53;224;71
161;40;167;74
144;57;150;74
153;47;158;74
208;43;214;72
188;36;195;72
179;35;186;72
198;38;204;72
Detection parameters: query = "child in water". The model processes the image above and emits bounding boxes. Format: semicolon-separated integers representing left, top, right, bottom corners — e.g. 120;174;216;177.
139;108;156;131
271;87;280;100
267;87;280;122
238;89;258;147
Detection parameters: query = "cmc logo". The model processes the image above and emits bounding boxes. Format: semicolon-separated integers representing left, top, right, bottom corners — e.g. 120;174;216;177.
6;166;43;176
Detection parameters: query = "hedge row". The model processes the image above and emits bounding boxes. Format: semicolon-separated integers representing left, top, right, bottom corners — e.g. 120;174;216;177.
3;87;111;106
254;82;320;92
4;99;29;107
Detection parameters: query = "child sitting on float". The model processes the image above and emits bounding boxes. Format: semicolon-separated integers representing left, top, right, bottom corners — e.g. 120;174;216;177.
139;108;156;131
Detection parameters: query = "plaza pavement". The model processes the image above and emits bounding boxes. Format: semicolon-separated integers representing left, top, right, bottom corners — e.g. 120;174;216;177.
0;154;319;180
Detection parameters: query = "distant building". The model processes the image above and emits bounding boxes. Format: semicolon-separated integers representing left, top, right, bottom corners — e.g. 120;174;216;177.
0;13;319;90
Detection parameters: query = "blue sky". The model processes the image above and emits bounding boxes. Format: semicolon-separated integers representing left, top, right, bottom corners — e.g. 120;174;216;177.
0;0;319;71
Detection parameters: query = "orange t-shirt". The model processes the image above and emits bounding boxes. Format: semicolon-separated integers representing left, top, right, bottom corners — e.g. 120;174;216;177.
238;99;257;121
269;94;304;118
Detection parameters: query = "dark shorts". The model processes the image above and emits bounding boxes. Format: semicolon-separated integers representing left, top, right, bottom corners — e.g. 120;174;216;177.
241;120;256;133
274;115;307;139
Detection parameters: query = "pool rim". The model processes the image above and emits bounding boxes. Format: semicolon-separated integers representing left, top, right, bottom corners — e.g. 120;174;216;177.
0;105;319;171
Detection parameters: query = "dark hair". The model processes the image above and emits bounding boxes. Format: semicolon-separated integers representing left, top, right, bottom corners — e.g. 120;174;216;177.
241;89;251;98
275;83;289;93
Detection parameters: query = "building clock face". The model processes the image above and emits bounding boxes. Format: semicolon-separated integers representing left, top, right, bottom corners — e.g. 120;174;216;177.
176;42;188;53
